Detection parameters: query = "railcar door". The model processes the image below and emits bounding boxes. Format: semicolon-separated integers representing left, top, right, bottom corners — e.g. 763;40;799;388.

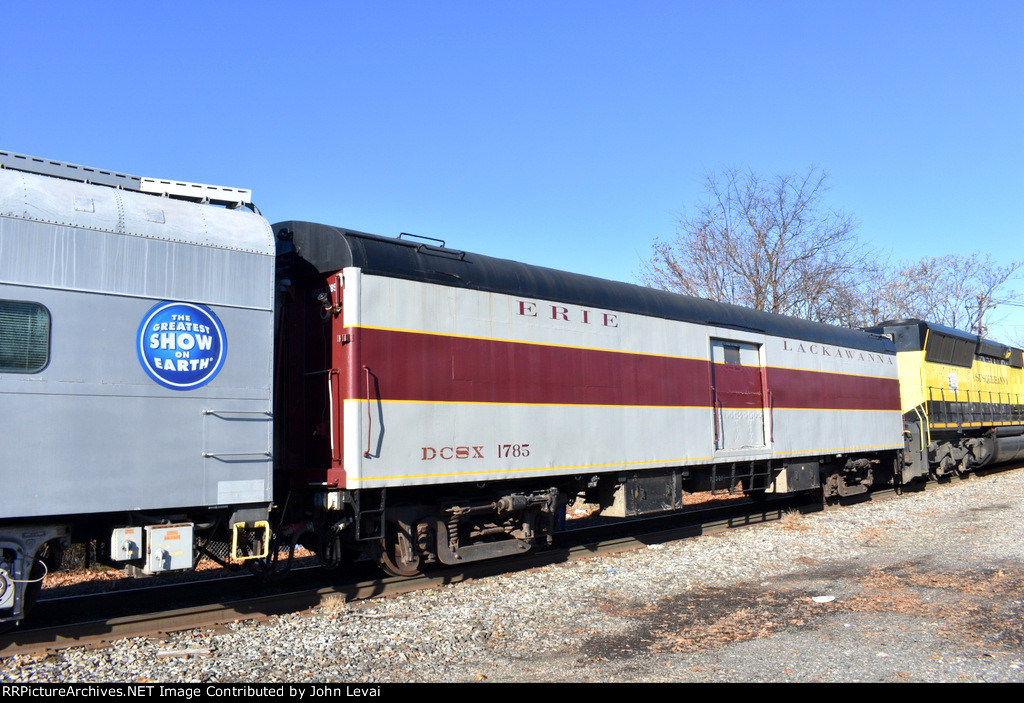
710;339;766;450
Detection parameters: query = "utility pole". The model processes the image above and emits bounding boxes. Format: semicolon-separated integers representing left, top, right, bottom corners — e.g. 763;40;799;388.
976;294;990;337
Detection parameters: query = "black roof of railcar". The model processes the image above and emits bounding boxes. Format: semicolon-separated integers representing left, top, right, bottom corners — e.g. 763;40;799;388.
274;220;894;354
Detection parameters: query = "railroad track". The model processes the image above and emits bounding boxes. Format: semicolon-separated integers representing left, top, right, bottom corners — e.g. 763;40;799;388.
2;465;1012;660
1;492;813;658
14;468;999;662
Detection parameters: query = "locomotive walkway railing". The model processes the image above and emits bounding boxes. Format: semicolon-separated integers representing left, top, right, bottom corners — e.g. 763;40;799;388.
924;386;1024;428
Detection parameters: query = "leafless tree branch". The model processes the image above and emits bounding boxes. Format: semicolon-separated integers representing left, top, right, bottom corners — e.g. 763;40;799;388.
641;167;870;325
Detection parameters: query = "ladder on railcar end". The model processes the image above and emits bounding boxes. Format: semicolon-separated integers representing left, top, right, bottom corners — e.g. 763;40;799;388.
0;150;258;211
710;461;772;495
354;488;386;542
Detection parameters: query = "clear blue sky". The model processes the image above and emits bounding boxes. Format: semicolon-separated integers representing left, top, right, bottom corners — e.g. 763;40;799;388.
4;1;1023;339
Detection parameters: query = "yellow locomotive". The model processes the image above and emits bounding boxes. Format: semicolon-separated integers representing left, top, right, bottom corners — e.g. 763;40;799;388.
866;319;1024;480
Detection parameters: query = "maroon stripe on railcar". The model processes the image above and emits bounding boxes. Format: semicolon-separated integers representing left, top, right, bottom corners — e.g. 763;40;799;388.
347;327;713;408
766;367;901;411
345;328;900;412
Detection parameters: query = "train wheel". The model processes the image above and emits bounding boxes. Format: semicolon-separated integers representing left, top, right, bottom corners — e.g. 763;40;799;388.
0;547;48;635
376;524;422;578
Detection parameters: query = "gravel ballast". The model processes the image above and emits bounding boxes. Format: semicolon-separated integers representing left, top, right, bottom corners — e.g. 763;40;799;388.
4;469;1024;683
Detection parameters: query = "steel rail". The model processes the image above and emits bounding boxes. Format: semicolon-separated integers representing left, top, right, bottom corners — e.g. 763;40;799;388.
4;466;1017;659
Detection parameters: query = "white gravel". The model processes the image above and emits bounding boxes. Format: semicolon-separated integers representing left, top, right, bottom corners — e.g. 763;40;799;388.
4;469;1024;683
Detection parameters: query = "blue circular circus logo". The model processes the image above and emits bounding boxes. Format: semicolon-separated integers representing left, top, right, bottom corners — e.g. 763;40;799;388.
137;302;227;390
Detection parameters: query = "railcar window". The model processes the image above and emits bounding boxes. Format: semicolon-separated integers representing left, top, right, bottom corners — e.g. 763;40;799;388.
723;344;742;366
0;300;50;373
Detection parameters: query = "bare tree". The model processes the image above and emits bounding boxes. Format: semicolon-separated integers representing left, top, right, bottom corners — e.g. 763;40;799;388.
864;254;1022;336
643;168;1023;337
642;168;875;326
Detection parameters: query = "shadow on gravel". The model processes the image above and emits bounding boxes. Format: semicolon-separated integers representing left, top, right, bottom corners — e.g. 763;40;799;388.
578;560;1024;662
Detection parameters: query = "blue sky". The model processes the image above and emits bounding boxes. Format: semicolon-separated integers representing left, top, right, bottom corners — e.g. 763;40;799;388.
4;1;1022;339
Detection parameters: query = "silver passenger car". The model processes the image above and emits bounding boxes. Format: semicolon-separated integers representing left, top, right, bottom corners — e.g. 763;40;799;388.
0;152;275;626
